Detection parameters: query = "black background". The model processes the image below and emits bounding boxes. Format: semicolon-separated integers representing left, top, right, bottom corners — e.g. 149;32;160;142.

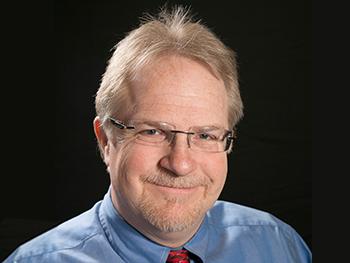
1;0;311;260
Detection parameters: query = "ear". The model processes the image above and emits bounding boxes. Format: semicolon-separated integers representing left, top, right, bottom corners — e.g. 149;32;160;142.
93;116;110;166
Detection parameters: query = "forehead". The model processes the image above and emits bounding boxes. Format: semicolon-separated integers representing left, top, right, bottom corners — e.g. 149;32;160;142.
127;55;229;128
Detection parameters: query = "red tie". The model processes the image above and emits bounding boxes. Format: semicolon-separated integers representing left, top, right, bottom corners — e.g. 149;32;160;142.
166;249;190;263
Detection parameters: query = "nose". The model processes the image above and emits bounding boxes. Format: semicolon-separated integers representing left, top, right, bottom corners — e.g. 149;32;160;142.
159;133;197;176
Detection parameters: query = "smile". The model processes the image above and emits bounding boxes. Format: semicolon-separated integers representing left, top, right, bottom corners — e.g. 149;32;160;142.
150;183;199;194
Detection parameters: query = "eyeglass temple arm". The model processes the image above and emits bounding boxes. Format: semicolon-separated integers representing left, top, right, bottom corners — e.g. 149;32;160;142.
227;129;237;140
108;117;135;130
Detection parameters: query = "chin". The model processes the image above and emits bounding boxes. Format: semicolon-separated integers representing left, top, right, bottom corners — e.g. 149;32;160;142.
138;195;206;232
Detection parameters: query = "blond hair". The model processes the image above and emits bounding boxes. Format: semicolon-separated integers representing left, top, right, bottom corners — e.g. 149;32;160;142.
95;6;243;129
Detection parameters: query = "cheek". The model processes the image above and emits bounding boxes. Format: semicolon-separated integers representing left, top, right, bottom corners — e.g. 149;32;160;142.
111;143;161;193
201;155;228;190
121;145;160;174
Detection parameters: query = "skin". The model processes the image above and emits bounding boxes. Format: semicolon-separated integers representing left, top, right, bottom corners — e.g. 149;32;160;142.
94;54;230;247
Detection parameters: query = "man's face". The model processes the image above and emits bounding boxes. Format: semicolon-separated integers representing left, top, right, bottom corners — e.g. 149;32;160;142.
103;55;229;235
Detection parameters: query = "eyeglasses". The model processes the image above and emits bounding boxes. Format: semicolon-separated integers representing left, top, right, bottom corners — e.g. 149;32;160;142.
107;117;236;153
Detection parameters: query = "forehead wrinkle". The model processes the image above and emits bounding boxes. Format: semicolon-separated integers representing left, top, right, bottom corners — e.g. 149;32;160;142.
136;93;226;110
130;90;228;127
132;104;226;128
135;99;222;115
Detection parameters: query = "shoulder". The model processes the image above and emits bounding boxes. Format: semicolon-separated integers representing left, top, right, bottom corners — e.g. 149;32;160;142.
207;200;304;240
209;201;288;226
6;201;104;262
204;201;312;262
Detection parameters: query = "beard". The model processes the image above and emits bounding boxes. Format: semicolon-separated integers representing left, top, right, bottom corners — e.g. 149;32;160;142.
137;191;203;232
136;170;214;232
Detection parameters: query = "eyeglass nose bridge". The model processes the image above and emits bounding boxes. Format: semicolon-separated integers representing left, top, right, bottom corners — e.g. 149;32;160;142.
166;130;195;148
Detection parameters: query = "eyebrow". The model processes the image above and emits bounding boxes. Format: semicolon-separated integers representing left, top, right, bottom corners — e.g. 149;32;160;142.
191;125;223;131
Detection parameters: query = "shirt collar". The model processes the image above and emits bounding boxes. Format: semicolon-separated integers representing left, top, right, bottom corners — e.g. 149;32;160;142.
184;216;209;261
99;188;208;262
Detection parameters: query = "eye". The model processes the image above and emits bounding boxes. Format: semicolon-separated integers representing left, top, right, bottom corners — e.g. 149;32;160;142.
139;129;163;136
136;128;167;143
197;132;217;141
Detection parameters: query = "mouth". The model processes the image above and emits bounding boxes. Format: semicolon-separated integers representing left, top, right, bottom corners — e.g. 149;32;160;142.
150;182;199;194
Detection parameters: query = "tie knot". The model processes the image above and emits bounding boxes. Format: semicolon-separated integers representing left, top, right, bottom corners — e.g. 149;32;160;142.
166;249;190;263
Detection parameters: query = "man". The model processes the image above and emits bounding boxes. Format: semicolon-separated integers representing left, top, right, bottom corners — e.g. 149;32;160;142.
5;6;311;263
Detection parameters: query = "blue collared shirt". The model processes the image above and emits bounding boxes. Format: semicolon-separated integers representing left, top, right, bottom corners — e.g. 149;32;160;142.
5;188;311;262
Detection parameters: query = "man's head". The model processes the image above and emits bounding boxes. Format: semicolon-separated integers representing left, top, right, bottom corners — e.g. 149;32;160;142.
93;6;243;246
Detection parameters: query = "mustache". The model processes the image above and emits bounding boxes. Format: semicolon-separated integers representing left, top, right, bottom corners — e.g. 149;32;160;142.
141;170;212;188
